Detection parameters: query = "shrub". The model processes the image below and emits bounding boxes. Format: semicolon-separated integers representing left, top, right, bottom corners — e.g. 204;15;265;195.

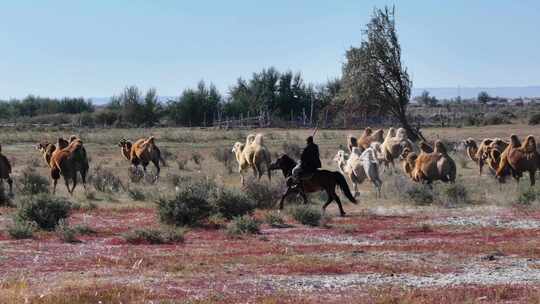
207;213;227;229
191;152;204;168
56;220;79;243
212;188;254;219
226;215;260;236
441;183;469;206
15;194;71;230
89;166;124;193
289;205;322;226
156;180;215;227
127;166;144;183
528;113;540;125
127;187;146;201
160;148;176;163
405;184;434;205
7;219;36;239
282;142;301;159
17;167;49;195
517;188;538;205
264;211;287;228
73;224;97;235
176;158;189;171
122;228;185;244
482;113;510;126
244;179;281;209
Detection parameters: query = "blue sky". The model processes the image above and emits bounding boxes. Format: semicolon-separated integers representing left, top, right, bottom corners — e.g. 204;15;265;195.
1;0;539;99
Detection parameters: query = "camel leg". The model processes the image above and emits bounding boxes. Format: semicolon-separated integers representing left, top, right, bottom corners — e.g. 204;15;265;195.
52;178;58;195
71;174;78;195
7;177;13;196
152;159;161;179
81;171;87;191
257;163;263;180
354;182;359;198
529;170;536;187
63;177;71;195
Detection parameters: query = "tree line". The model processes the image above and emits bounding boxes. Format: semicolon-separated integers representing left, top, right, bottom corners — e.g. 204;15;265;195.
1;6;426;137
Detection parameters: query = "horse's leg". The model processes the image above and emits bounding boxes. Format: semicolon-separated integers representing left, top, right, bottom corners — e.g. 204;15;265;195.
321;190;333;216
332;191;346;217
279;188;293;211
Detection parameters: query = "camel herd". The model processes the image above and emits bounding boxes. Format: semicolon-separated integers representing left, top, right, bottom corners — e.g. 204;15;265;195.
0;129;538;205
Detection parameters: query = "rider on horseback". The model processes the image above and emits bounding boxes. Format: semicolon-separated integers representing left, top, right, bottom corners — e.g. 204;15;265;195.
292;136;322;182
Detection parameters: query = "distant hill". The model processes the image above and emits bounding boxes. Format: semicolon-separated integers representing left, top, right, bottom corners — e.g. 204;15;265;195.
412;86;540;99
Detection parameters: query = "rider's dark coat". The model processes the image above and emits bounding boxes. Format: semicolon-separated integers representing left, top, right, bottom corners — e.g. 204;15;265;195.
300;142;322;173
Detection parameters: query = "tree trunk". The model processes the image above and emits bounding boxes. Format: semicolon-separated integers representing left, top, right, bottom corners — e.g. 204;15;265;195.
397;113;425;142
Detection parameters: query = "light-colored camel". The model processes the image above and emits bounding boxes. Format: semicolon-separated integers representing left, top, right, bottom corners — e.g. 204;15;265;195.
232;133;271;185
334;147;382;197
118;136;165;178
0;144;13;196
381;127;415;169
496;135;539;186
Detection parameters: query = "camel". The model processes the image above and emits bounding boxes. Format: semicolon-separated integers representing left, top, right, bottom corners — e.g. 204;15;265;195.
404;141;456;184
381;127;415;169
0;144;13;196
496;135;539;186
49;138;87;194
334;147;382;198
357;127;385;149
118;136;165;179
232;133;271;185
463;138;479;163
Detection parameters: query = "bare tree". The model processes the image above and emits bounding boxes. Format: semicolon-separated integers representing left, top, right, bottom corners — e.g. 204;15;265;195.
340;6;424;141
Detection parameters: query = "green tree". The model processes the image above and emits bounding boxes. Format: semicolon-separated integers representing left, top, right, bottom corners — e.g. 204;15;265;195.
477;91;490;104
415;90;438;106
167;81;221;126
340;6;423;140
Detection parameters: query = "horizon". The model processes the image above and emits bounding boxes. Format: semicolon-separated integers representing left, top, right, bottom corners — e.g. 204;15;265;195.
1;1;540;99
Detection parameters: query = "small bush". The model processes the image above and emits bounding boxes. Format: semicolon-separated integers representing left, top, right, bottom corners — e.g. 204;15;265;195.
517;188;537;205
122;228;185;244
127;167;144;183
191;152;204;168
176;158;189;171
289;205;322;226
441;183;469;206
15;194;71;231
160;148;176;163
89;166;124;193
7;219;36;239
73;224;97;235
226;215;260;236
482;113;510;126
528;113;540;125
207;213;227;229
17;167;49;195
212;188;254;219
127;187;146;201
282;142;301;159
405;184;434;205
244;179;281;209
156;181;215;227
84;190;97;200
56;220;79;243
264;211;288;228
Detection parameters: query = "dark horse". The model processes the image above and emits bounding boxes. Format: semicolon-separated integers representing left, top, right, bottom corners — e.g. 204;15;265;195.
268;154;357;216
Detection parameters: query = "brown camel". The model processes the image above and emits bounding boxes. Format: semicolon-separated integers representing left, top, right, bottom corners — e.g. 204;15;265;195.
0;144;13;196
357;127;384;149
118;136;165;178
496;135;539;186
406;141;456;184
49;138;87;194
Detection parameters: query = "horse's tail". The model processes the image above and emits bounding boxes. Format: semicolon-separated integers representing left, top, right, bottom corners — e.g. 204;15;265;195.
334;171;357;204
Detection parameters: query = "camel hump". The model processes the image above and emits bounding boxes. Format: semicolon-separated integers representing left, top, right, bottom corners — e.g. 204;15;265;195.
434;140;448;155
420;141;433;153
254;133;264;145
57;137;69;149
246;134;256;145
523;135;537;152
510;134;521;148
147;136;155;145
